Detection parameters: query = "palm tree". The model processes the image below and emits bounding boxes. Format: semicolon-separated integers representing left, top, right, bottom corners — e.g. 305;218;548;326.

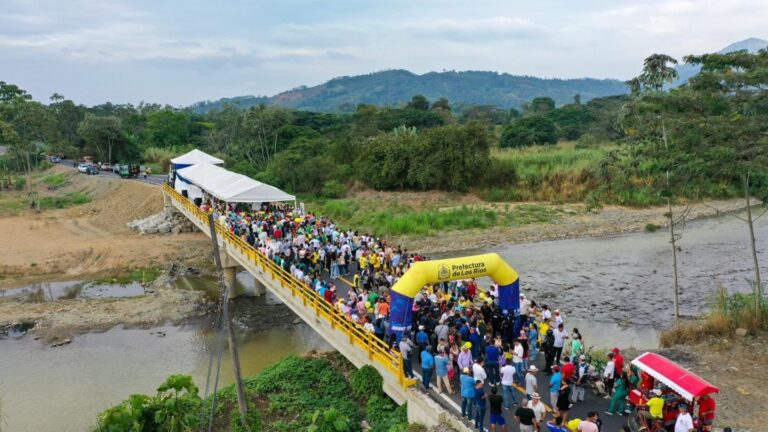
639;54;679;92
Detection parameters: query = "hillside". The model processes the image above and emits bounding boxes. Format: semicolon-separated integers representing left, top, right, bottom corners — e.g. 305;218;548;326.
673;37;768;86
190;69;628;113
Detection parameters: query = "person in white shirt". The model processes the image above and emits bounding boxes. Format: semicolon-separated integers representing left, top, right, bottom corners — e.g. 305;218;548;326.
500;359;518;409
674;404;694;432
553;309;564;327
552;323;568;365
602;352;616;398
473;358;487;384
525;365;539;397
512;340;525;384
529;393;547;428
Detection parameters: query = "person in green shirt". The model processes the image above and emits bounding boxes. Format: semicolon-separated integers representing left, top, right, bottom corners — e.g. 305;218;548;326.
606;371;630;415
570;335;583;360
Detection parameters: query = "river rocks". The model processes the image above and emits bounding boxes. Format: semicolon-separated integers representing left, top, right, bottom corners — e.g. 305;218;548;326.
735;327;748;337
127;208;195;235
51;337;72;347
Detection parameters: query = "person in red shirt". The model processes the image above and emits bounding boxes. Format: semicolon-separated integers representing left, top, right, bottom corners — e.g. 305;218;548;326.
697;394;716;427
562;357;575;382
612;348;625;375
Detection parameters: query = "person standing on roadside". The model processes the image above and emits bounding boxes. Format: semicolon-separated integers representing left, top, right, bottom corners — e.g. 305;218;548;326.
552;323;568;365
421;345;435;390
434;350;452;394
545;416;568;432
515;399;536;432
602;352;616;398
513;339;525;384
488;386;507;432
500;359;518;409
474;380;487;431
549;365;562;408
529;393;547;431
399;336;415;379
572;355;589;404
556;378;572;422
525;365;539;399
461;368;476;420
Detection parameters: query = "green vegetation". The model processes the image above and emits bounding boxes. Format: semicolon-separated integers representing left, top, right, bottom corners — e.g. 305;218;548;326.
38;192;90;209
660;288;768;347
41;172;68;188
312;200;559;237
93;353;410;432
95;267;162;285
190;69;628;113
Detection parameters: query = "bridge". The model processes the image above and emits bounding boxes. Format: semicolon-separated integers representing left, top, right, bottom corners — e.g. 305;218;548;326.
162;184;469;428
162;183;623;431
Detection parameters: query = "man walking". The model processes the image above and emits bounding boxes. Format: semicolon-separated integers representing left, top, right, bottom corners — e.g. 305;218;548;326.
488;386;507;432
512;339;525;384
552;323;568;365
485;336;502;385
549;365;562;408
474;380;487;431
515;400;536;432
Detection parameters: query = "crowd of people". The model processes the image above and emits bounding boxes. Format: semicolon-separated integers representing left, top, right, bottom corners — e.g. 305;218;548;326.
200;197;712;432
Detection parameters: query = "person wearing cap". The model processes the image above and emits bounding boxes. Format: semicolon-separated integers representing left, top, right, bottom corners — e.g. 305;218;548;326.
674;403;694;432
529;392;547;430
571;355;589;403
524;364;539;398
645;389;665;420
549;365;562;408
458;342;474;371
460;367;476;419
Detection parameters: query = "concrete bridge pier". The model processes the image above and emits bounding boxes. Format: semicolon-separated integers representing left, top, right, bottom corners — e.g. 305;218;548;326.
252;275;266;296
222;266;239;299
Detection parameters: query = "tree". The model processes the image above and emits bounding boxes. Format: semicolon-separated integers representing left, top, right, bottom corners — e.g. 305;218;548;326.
431;97;450;111
145;108;190;148
528;97;555;113
573;94;581;105
236;105;292;169
639;53;678;92
500;115;557;147
78;115;123;164
407;95;429;111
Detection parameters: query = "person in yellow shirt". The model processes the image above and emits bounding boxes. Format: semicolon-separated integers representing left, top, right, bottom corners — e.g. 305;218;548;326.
645;389;665;420
359;255;368;271
539;320;550;343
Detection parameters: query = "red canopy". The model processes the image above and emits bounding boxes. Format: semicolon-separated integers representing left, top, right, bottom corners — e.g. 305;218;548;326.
631;352;719;401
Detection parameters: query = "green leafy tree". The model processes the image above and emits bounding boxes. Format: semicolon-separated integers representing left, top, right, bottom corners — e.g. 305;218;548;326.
78;114;123;164
639;53;679;92
146;109;191;148
406;94;430;111
500;115;557;147
528;97;555;113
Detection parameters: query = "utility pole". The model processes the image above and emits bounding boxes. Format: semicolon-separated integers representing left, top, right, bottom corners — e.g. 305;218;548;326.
667;197;680;325
744;174;763;319
207;214;248;425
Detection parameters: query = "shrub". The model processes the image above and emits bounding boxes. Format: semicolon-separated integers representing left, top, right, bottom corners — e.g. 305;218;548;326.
365;394;407;432
644;223;661;233
349;365;383;401
321;180;347;199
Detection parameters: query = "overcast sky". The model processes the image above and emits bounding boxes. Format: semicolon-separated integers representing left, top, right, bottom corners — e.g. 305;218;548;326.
1;0;765;106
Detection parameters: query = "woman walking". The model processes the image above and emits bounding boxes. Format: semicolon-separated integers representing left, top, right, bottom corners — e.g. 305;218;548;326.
606;371;630;416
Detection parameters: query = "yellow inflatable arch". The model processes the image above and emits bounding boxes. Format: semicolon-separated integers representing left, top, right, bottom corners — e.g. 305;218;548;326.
389;253;520;335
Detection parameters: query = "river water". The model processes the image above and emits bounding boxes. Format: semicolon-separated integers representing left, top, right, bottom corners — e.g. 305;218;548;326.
1;210;765;431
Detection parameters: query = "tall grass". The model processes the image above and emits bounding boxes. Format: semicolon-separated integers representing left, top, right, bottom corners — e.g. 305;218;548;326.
141;147;177;173
660;286;768;347
488;144;610;202
39;192;91;209
312;200;557;236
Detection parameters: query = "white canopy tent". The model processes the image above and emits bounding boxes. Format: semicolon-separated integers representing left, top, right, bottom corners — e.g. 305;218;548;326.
176;163;296;204
170;149;224;166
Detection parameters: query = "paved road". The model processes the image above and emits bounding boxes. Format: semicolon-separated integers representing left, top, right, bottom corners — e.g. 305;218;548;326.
323;273;627;432
59;159;167;186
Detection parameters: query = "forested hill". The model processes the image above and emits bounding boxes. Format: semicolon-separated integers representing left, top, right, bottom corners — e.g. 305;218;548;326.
190;70;628;113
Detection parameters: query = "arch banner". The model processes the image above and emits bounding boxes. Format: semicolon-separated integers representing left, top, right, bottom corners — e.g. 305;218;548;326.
389;253;519;338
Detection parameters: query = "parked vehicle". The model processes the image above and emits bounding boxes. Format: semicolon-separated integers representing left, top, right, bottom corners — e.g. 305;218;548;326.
77;163;89;173
112;164;122;174
99;162;112;171
50;156;61;163
119;163;140;178
85;165;100;175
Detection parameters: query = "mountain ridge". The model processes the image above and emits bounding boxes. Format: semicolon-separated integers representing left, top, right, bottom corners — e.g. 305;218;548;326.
191;37;767;114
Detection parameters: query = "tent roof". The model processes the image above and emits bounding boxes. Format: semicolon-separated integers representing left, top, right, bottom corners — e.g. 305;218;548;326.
170;149;224;165
176;163;295;203
631;352;719;401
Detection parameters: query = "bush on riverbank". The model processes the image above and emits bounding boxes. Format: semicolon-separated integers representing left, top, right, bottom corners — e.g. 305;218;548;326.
660;287;768;347
92;352;410;432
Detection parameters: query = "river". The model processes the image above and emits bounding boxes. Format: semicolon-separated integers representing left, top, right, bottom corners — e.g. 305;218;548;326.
1;210;765;431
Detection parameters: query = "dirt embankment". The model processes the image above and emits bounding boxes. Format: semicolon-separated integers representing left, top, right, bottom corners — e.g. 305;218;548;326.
0;168;209;288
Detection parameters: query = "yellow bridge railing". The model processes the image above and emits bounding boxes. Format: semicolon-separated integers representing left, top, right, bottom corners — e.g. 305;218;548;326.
163;183;410;387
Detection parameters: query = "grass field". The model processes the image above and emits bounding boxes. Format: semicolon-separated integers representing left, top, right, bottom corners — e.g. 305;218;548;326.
483;142;612;202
